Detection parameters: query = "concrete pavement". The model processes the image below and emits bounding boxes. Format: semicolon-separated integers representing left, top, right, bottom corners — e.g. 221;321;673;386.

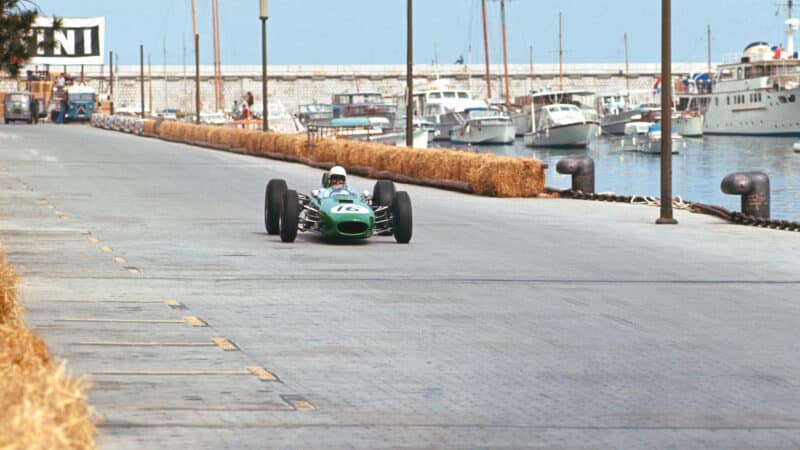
1;123;799;449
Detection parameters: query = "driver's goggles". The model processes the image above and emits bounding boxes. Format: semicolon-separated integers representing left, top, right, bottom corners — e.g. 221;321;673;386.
330;176;345;183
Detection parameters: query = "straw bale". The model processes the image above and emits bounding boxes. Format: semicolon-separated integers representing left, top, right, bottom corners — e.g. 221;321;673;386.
0;251;22;327
243;131;262;154
0;325;52;371
212;127;239;150
467;155;546;197
311;139;341;163
0;327;97;449
368;146;401;173
288;135;309;159
142;119;157;136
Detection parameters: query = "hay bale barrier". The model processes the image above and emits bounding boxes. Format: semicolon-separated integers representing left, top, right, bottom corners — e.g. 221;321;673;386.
89;117;547;197
0;250;98;448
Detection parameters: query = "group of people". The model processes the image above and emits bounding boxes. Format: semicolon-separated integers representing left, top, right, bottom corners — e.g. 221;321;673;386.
232;91;255;120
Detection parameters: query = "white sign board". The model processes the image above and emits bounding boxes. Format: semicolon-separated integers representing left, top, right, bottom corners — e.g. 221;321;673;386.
29;17;105;66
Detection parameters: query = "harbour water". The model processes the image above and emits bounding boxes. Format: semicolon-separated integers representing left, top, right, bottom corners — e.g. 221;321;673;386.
434;136;800;222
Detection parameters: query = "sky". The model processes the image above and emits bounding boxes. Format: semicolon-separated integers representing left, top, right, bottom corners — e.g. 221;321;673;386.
28;0;800;66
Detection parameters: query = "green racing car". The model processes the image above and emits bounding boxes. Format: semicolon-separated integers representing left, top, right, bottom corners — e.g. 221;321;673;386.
264;172;412;243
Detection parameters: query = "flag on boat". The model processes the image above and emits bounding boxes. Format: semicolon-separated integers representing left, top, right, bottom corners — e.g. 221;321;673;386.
652;76;662;94
772;45;783;59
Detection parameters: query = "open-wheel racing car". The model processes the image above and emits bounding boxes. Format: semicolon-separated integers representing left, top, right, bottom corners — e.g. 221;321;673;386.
264;172;412;243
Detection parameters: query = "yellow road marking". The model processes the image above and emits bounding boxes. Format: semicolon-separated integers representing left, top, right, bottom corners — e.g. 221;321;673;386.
247;366;278;381
212;337;239;351
93;370;250;376
114;256;126;263
58;318;186;324
183;316;208;327
126;268;141;274
77;341;215;347
100;245;112;252
58;299;169;304
87;237;99;243
291;400;316;411
165;300;182;307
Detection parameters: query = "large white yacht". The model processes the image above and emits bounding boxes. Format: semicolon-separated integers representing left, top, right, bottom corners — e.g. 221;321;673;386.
413;80;486;141
682;15;800;136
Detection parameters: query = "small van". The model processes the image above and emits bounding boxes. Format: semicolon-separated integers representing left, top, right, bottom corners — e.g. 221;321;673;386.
3;91;33;124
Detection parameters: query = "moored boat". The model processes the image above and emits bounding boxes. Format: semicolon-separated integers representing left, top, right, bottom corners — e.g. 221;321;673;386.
522;91;599;148
449;107;516;145
638;123;682;154
678;11;800;136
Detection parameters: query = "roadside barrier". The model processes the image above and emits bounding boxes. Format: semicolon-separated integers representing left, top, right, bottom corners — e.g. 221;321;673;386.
0;250;97;447
96;118;547;197
549;188;800;232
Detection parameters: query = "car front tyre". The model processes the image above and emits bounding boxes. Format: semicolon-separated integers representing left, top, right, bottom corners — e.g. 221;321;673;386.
392;191;412;244
265;179;287;234
279;189;300;243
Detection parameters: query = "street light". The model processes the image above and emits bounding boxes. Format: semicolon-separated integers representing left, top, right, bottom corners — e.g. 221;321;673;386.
260;0;269;132
406;0;413;147
656;0;677;224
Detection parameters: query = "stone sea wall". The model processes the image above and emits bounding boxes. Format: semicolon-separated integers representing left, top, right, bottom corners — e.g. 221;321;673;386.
1;62;712;114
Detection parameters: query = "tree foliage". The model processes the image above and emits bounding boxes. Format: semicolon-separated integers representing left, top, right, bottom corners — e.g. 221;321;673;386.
0;0;60;77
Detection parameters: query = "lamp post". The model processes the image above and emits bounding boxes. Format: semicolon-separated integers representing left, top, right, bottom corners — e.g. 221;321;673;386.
192;0;200;125
405;0;413;147
260;0;269;132
656;0;677;224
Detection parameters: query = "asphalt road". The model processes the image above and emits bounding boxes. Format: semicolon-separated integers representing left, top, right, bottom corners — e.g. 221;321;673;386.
1;123;800;449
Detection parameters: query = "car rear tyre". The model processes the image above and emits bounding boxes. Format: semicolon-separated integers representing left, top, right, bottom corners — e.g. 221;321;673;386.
280;189;300;243
392;191;412;244
265;179;287;234
372;179;396;206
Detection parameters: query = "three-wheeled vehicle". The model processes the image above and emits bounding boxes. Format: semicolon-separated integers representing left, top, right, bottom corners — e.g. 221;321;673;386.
3;91;33;124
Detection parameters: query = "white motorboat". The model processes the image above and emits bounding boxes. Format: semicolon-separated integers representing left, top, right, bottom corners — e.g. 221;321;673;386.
673;112;704;137
320;117;429;148
638;123;682;154
673;74;706;137
449;107;516;145
251;100;305;133
522;91;599;148
413;80;486;141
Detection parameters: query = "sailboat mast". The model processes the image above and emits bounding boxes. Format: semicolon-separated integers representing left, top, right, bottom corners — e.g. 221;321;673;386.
481;0;492;99
707;25;711;77
529;45;534;92
211;0;222;112
558;12;564;91
500;0;511;109
191;0;200;122
624;32;630;98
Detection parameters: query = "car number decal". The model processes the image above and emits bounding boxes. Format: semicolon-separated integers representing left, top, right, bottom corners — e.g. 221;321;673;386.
330;204;369;214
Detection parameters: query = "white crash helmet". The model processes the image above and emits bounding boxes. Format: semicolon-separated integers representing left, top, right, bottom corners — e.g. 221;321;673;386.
329;165;347;183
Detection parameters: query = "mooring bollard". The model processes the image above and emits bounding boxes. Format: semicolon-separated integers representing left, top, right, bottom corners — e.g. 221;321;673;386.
721;171;770;218
556;156;595;193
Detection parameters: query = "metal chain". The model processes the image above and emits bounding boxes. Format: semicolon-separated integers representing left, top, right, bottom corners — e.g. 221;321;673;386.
547;188;800;232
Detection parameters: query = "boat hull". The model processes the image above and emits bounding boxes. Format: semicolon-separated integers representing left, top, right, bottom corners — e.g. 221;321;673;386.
693;86;800;136
674;115;704;137
450;123;516;145
524;121;598;148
